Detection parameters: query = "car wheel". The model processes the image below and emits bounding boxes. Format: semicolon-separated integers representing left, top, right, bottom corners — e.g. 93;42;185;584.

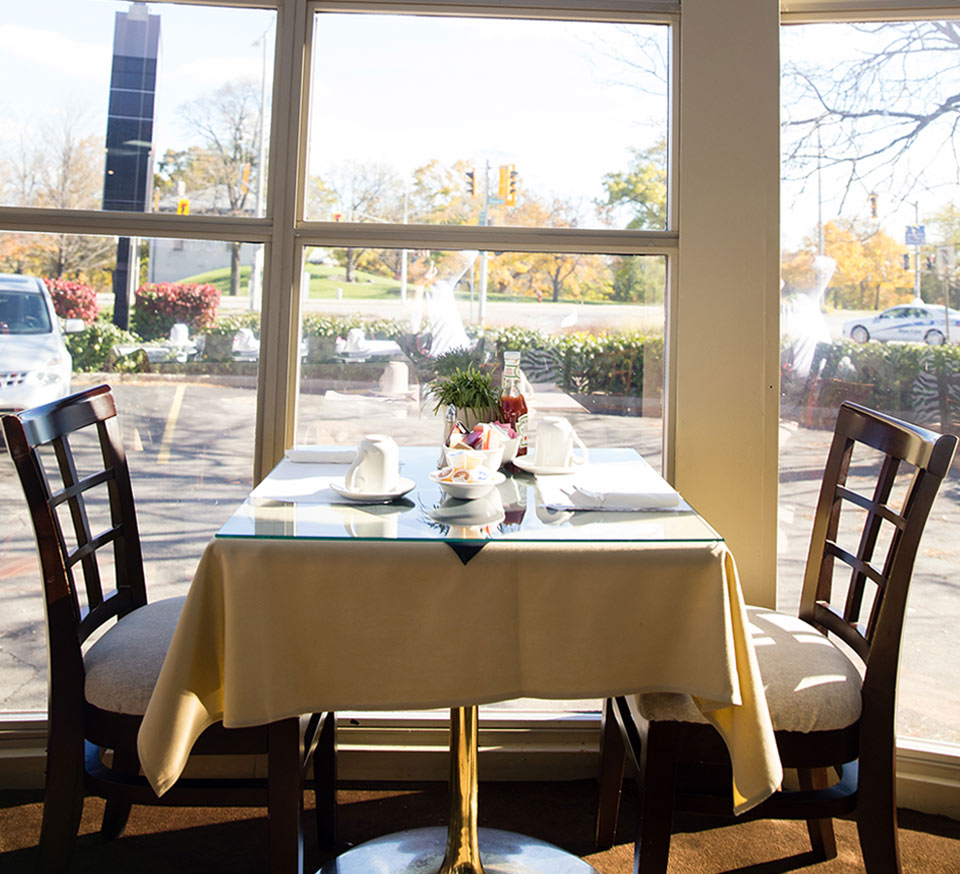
850;326;870;343
924;329;946;346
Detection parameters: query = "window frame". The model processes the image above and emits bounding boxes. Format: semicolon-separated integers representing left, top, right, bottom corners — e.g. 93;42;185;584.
0;0;955;815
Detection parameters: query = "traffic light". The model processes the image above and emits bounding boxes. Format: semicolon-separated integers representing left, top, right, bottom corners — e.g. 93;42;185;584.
465;169;476;197
497;165;509;199
902;253;910;271
506;167;518;207
868;192;878;219
176;198;190;215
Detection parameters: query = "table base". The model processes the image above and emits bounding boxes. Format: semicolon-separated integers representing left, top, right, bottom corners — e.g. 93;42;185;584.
316;826;599;874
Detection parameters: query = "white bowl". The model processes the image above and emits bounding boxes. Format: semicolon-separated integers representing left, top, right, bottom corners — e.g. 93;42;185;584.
429;469;505;500
443;443;504;471
500;435;520;464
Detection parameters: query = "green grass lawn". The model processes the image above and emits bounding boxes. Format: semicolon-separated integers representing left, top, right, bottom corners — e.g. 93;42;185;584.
179;264;640;305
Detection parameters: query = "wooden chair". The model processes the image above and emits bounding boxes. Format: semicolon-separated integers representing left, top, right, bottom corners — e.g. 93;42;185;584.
2;384;338;872
594;402;957;873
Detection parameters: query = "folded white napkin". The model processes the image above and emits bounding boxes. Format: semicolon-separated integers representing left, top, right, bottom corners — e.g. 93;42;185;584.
285;445;355;464
536;461;681;511
251;461;337;503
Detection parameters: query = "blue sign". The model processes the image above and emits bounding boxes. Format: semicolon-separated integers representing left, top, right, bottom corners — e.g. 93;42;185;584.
905;225;926;245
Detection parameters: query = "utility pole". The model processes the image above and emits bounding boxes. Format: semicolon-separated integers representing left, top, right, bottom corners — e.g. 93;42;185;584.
906;201;924;302
249;23;270;312
478;160;490;326
399;189;408;303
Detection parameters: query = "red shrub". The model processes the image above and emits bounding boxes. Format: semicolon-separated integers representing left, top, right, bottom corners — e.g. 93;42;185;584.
132;282;221;340
44;278;100;324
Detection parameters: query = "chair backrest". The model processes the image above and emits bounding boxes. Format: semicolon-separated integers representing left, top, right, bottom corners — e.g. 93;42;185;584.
2;385;147;689
799;402;956;729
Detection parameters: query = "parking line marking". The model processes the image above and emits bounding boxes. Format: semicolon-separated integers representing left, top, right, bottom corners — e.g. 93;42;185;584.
157;384;186;465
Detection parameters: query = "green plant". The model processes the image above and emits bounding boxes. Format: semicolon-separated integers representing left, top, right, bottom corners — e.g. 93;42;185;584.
203;314;246;336
302;313;363;338
64;321;141;372
430;365;501;425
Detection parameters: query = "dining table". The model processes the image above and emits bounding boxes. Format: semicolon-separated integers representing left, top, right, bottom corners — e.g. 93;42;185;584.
137;446;782;874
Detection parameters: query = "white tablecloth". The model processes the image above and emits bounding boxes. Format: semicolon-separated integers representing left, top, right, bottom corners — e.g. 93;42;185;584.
138;538;781;813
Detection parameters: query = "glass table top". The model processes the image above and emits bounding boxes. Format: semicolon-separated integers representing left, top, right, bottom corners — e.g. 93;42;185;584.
217;447;722;543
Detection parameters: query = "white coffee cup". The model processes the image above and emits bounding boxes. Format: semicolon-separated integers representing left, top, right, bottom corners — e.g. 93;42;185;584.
534;416;588;469
344;434;399;493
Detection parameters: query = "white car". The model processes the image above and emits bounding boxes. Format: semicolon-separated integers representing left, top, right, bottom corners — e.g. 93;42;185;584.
0;273;84;413
842;303;960;346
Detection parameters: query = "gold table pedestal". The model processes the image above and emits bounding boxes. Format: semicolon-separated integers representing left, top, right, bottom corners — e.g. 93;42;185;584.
317;706;598;874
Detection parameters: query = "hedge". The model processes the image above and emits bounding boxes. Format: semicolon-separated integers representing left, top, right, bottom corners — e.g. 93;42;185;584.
65;320;142;372
132;282;221;340
44;278;99;324
795;340;960;430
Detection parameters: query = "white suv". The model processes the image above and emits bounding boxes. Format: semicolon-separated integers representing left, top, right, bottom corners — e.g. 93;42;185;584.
0;273;83;413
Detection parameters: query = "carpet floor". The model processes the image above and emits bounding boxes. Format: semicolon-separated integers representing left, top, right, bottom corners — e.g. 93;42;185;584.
1;781;958;873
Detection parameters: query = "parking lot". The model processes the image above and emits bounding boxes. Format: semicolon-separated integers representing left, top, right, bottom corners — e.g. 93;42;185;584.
1;371;958;743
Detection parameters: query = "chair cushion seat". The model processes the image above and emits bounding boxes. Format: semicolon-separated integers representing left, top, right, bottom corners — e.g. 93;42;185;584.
84;596;186;716
635;606;863;733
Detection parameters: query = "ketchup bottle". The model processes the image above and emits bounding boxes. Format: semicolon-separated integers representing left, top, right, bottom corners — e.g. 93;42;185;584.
499;351;528;456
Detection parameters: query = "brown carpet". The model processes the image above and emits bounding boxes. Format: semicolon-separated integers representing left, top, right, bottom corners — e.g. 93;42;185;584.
1;781;958;873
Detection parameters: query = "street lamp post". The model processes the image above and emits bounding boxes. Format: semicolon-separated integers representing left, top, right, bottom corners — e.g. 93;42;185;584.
249;24;270;312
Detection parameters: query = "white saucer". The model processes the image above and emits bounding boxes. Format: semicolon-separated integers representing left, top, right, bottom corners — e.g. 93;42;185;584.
330;477;415;504
512;457;587;476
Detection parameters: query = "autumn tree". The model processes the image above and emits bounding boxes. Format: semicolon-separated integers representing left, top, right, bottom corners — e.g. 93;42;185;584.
787;219;913;310
0;110;113;282
171;79;264;295
598;138;667;230
311;160;403;282
409;158;478;226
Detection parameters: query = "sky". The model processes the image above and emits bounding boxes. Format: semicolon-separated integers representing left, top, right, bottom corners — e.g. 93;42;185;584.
1;2;958;247
0;1;274;182
0;1;664;230
779;21;960;252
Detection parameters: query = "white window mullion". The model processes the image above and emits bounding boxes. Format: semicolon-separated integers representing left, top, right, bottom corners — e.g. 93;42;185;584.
254;0;312;481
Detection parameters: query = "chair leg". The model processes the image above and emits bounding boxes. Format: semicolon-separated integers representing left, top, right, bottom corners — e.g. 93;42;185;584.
856;759;902;874
314;712;338;851
798;767;837;860
36;728;85;873
635;722;679;874
100;748;139;839
595;697;627;850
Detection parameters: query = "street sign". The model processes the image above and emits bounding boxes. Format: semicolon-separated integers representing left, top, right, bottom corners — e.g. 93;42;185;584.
905;225;926;245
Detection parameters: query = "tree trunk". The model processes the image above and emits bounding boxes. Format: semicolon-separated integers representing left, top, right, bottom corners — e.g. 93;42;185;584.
230;242;241;296
345;248;356;283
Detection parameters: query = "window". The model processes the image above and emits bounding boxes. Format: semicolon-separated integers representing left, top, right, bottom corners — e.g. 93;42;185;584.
0;0;680;723
780;14;960;747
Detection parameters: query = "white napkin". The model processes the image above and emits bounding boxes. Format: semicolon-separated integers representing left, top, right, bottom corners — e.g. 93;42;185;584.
285;445;355;464
251;460;342;503
536;461;681;511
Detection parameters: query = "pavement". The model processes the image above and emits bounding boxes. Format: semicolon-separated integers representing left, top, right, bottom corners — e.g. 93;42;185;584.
3;297;957;740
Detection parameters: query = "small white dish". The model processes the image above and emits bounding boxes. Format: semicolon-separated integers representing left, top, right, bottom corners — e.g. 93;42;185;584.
512;457;586;476
500;435;520;464
442;443;504;471
330;476;415;504
429;469;505;500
